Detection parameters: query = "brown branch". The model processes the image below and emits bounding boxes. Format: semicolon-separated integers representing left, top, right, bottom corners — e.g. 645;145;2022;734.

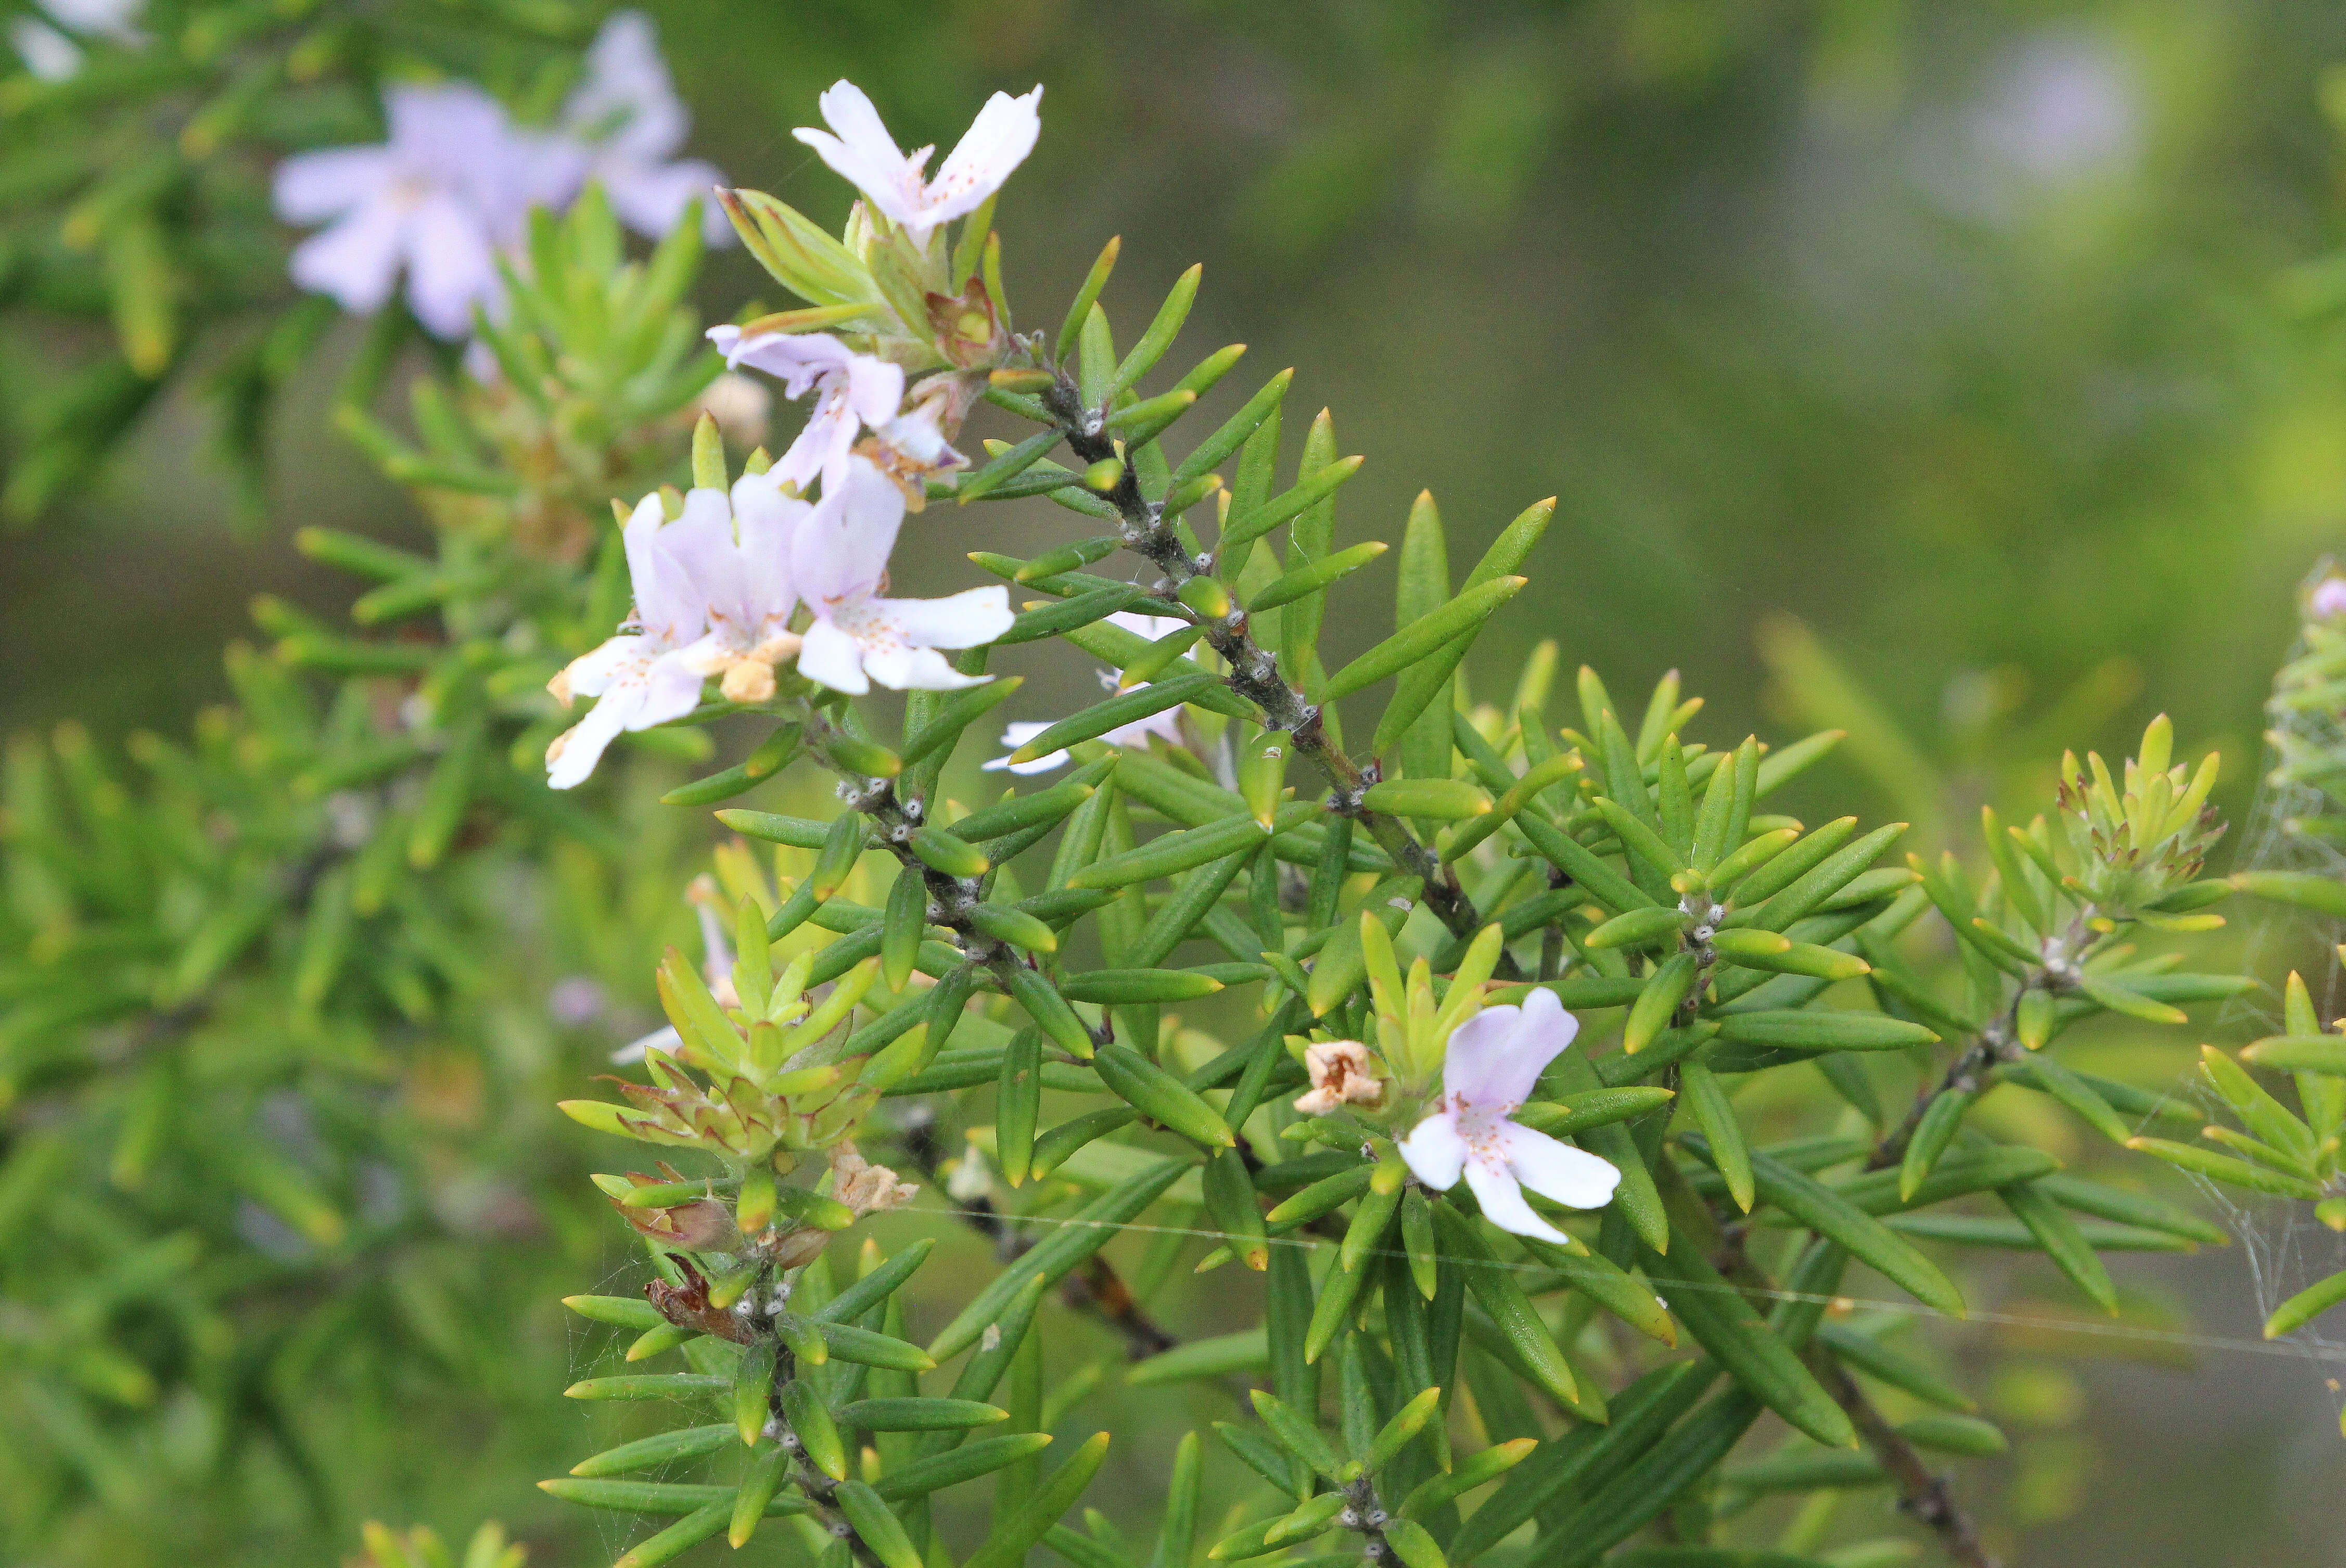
1803;1348;2001;1568
1692;1166;2000;1568
1030;368;1497;953
1867;907;2094;1171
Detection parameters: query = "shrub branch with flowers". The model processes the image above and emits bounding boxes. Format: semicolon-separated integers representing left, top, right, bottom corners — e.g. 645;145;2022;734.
5;18;2345;1568
527;78;2270;1568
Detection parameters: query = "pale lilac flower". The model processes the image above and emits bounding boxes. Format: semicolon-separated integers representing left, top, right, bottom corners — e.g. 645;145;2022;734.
1396;988;1619;1244
708;324;904;501
562;11;730;243
793;79;1043;247
2313;578;2346;620
546;474;801;787
35;0;141;36
274;84;584;338
984;612;1193;773
793;456;1012;696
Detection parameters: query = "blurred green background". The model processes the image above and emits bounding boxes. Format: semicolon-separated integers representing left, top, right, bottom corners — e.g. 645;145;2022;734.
8;1;2346;1563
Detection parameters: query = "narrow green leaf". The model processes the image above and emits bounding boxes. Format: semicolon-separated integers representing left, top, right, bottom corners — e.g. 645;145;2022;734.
1056;237;1120;364
1684;1137;1965;1318
1999;1181;2116;1313
1679;1064;1752;1213
1329;576;1524;703
963;1432;1114;1568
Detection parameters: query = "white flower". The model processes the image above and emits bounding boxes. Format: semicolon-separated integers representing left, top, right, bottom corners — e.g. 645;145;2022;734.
793;79;1042;247
274;83;584;338
983;612;1193;773
545;473;801;788
562;11;730;243
709;324;904;501
36;0;140;35
793;456;1012;695
1396;988;1620;1244
2313;578;2346;619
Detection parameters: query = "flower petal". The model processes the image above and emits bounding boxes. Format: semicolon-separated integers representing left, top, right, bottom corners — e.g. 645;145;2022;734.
794;81;920;228
1102;707;1185;751
566;10;687;164
1105;609;1191;643
385;82;511;172
600;155;727;241
866;585;1012;650
730;471;805;632
618;490;668;612
659;486;750;631
1463;1149;1571;1245
547;683;639;788
10;18;80;80
1499;1123;1621;1211
774;395;857;497
632;534;711;650
1443;987;1578;1111
401;192;500;338
1397;1110;1468;1192
926;85;1042;226
791;457;902;608
797;616;869;695
814;80;905;168
635;650;709;728
273;147;393;224
717;328;854;394
562;634;648;698
843;352;908;429
984;721;1065;774
1439;1003;1526;1105
863;641;986;692
286;200;409;317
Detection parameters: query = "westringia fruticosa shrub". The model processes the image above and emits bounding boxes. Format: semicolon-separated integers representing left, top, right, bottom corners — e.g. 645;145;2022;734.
524;81;2270;1568
7;35;2340;1568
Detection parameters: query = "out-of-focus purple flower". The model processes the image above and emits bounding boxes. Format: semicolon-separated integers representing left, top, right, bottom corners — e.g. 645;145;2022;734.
549;976;608;1027
273;83;584;338
562;11;730;243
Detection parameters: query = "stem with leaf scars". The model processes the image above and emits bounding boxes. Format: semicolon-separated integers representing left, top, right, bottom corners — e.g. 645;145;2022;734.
1802;1347;2001;1568
1022;367;1494;951
1686;1164;2000;1568
1869;907;2094;1172
767;1350;891;1568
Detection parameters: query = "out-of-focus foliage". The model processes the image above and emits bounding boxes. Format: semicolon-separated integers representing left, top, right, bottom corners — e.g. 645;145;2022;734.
0;187;720;1562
